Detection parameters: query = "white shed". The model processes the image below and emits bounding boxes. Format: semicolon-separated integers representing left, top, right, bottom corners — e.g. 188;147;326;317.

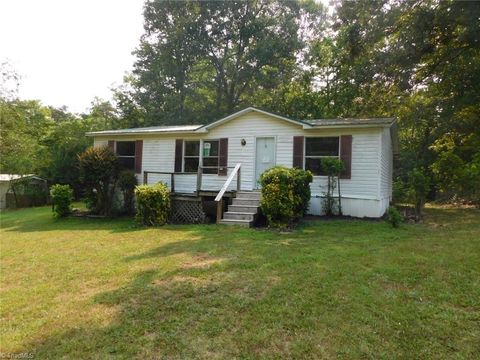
87;107;398;221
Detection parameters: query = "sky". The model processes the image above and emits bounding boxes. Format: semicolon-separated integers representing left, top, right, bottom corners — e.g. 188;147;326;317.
0;0;145;113
0;0;331;114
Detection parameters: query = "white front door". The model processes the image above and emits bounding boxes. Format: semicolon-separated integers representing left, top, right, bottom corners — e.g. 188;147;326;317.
255;137;276;188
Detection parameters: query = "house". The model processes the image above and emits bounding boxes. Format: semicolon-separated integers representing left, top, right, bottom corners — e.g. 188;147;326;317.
87;107;398;224
0;174;48;209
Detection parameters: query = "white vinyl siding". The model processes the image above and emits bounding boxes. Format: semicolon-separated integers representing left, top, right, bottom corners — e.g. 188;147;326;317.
379;127;393;214
93;139;108;147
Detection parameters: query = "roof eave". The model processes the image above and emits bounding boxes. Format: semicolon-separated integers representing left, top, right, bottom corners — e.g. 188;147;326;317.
86;130;199;137
304;122;394;130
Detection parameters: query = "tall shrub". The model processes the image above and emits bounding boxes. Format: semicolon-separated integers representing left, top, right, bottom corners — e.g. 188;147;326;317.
259;166;313;228
50;184;73;217
135;183;171;226
78;146;120;216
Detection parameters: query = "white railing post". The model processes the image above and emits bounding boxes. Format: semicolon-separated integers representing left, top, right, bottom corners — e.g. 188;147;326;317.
215;163;241;223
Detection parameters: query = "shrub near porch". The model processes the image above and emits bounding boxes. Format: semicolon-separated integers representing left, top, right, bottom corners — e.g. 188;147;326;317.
259;166;313;228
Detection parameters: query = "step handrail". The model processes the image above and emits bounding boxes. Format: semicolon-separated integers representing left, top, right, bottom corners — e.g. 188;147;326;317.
215;163;241;223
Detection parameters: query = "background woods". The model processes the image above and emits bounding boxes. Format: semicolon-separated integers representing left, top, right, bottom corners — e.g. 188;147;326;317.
1;0;479;204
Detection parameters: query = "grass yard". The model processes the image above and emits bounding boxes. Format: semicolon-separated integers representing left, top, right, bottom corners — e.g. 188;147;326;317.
0;205;479;359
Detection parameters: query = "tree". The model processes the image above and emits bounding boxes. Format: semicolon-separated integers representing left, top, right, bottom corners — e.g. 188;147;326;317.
78;146;121;216
131;0;326;125
407;169;431;221
0;99;52;176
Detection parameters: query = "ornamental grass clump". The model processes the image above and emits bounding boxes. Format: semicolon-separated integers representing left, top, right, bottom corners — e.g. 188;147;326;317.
135;183;171;226
259;166;313;228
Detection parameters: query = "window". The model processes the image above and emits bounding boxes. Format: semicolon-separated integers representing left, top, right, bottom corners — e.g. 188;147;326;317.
183;141;200;172
182;140;221;174
116;141;136;170
202;140;219;174
304;137;339;176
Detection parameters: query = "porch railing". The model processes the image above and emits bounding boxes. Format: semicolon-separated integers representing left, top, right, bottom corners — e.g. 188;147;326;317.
214;163;241;224
143;164;241;196
142;171;186;193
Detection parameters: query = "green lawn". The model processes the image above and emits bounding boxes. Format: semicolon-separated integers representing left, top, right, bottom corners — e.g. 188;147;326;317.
0;206;479;359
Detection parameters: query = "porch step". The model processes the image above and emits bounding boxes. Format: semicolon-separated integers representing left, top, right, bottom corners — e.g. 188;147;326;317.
220;191;261;227
223;212;256;221
219;218;253;227
236;191;262;200
231;198;260;206
227;205;259;214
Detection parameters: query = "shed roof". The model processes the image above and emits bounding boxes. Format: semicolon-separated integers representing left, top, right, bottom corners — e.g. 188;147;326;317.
0;174;44;182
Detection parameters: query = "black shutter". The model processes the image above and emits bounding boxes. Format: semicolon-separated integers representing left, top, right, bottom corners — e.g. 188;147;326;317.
134;140;143;174
340;135;352;179
293;136;304;168
174;139;183;172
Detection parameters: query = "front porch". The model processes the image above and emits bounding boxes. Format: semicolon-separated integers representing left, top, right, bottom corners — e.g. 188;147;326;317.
143;164;262;227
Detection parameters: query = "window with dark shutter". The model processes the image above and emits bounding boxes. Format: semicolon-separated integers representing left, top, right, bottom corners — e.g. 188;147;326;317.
202;140;219;174
116;141;136;170
304;137;339;176
183;140;200;173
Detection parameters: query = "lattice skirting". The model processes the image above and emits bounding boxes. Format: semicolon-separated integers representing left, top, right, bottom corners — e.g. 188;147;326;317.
169;197;206;224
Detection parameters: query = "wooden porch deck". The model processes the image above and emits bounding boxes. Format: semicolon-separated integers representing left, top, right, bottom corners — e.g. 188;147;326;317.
143;164;243;224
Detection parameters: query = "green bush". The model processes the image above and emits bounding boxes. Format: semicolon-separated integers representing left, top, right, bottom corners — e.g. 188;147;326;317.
78;146;120;216
290;167;314;216
386;206;404;228
259;166;313;228
50;184;73;218
118;170;138;214
135;183;171;226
